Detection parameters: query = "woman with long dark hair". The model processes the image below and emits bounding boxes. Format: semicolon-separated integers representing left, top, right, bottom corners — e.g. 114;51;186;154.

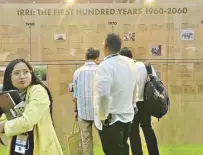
0;59;63;155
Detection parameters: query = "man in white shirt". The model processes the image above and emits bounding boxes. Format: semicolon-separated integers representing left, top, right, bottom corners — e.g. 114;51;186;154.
94;34;137;155
73;48;100;155
120;47;159;155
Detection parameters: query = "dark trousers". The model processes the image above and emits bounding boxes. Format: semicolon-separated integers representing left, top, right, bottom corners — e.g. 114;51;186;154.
99;121;132;155
129;101;159;155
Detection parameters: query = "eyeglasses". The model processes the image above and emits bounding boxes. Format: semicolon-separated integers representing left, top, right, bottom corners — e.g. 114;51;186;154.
11;70;31;77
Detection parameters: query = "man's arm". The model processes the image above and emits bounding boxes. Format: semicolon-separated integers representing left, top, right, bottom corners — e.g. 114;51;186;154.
133;86;137;107
73;98;77;111
94;64;112;121
133;63;141;107
73;72;78;119
73;98;78;119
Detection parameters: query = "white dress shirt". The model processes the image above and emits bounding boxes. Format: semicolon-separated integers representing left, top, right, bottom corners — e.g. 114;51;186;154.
94;54;137;130
134;61;157;106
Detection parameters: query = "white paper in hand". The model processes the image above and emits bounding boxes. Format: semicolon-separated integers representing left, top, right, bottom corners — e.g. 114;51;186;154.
14;101;26;117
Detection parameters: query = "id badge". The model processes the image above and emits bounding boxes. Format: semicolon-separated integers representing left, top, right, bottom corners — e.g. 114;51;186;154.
14;135;28;154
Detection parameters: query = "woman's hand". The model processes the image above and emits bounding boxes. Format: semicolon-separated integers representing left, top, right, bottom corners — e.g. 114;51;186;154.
0;121;6;133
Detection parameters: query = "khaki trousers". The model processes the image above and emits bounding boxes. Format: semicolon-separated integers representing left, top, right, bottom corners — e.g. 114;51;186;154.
78;117;94;155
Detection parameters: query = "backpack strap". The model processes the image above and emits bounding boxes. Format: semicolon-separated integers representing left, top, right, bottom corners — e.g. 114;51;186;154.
144;62;152;75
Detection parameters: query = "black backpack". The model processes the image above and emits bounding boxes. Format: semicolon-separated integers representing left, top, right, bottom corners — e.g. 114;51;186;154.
144;62;170;119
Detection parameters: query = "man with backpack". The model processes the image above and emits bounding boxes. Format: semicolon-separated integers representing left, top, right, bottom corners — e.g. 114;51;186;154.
119;47;160;155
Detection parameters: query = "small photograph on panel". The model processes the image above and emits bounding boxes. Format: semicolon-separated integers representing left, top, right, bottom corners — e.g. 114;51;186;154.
181;30;194;40
54;33;66;41
33;65;47;82
151;45;161;56
123;32;135;41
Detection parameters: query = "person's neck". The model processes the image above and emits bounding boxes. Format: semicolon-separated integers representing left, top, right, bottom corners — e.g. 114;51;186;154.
105;51;118;57
18;88;26;93
86;59;96;63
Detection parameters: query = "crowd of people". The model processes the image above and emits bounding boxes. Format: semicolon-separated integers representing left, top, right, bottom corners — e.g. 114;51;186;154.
0;33;159;155
73;33;159;155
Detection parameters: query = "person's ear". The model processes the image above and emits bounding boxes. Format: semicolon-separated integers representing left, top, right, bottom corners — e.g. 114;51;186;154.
94;58;98;62
104;40;108;51
85;54;88;60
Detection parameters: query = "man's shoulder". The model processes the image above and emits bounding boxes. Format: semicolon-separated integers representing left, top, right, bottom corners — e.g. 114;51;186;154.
135;61;156;71
119;55;136;65
73;66;84;78
98;59;109;68
74;65;86;73
135;61;145;68
119;55;132;61
135;61;144;65
74;64;98;76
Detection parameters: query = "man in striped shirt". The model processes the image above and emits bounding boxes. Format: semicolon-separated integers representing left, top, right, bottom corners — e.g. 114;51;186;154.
73;48;100;155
